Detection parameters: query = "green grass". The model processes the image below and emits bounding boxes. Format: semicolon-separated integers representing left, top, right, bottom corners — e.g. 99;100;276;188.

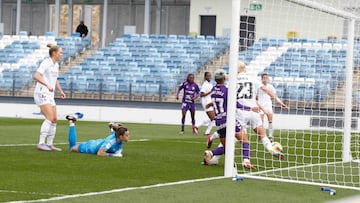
0;117;359;202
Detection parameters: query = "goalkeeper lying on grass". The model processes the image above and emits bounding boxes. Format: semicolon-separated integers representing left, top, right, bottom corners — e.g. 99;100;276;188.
66;114;129;157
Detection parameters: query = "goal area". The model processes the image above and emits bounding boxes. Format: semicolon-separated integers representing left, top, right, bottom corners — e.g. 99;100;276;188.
225;0;360;190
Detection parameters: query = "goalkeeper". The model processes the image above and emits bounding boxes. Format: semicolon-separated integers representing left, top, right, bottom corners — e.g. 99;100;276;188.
66;114;129;157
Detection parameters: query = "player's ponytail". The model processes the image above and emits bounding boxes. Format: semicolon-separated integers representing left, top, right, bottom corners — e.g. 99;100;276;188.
47;43;60;57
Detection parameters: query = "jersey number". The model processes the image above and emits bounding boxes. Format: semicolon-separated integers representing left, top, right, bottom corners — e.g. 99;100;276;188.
213;98;225;115
237;82;253;99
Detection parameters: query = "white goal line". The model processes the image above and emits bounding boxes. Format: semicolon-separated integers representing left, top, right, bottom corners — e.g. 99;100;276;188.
236;159;360;191
0;139;150;147
241;159;360;175
6;176;225;203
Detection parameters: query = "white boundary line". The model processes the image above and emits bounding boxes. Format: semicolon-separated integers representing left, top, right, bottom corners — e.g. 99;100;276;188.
0;190;64;196
0;139;150;147
237;160;360;191
6;176;225;203
238;174;360;191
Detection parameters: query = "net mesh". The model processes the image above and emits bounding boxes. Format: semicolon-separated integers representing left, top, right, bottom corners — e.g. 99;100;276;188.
231;0;360;189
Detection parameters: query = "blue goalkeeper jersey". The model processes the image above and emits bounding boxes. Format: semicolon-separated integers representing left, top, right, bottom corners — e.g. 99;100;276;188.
78;131;124;154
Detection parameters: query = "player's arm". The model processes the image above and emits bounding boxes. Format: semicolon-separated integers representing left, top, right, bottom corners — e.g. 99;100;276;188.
236;101;259;112
34;71;53;92
176;83;184;100
96;147;108;156
112;149;123;157
55;80;66;99
97;147;118;157
260;85;288;110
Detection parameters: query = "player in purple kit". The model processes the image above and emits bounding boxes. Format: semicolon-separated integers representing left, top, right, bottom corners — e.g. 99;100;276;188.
203;69;258;169
176;73;200;135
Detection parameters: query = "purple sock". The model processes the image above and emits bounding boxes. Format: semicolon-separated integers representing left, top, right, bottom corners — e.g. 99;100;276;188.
212;146;225;156
242;143;250;160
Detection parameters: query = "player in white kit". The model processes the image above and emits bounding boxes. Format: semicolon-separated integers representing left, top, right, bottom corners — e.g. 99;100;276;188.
236;61;284;159
257;73;288;141
33;44;66;151
194;72;220;146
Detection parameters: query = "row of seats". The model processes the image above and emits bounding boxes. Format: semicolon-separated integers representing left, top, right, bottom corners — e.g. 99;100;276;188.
0;35;90;91
238;38;360;102
0;41;40;63
58;75;169;95
59;34;229;95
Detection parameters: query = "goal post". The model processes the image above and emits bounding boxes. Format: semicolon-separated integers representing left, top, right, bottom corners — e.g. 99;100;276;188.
343;18;355;163
224;0;360;190
224;0;241;177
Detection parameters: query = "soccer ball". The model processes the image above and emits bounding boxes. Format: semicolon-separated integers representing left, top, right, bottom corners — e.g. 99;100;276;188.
272;142;283;153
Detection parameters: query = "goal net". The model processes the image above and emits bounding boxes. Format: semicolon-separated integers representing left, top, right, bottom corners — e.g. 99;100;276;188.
229;0;360;190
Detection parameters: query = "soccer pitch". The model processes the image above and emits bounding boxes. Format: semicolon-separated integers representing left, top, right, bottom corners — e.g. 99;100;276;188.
0;118;359;203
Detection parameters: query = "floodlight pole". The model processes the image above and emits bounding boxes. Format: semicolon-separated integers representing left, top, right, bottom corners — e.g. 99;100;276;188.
224;0;240;177
342;18;354;162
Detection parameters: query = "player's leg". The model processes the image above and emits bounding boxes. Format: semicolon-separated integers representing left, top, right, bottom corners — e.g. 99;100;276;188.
45;104;61;151
254;124;284;159
204;110;215;136
37;104;56;151
190;104;198;135
248;111;280;157
203;129;226;165
66;114;79;152
236;124;256;170
206;142;223;165
266;112;274;140
180;106;187;134
207;130;219;149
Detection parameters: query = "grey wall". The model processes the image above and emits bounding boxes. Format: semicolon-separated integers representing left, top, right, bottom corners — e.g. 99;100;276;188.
1;1;189;46
2;2;48;35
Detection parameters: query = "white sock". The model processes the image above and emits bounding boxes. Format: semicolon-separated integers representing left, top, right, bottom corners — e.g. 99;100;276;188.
261;136;273;152
210;131;219;141
268;123;273;137
46;123;57;146
208;155;221;165
205;120;214;134
39;119;51;145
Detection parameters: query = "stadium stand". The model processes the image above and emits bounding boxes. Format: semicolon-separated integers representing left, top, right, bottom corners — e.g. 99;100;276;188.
0;35;89;92
223;37;360;105
2;33;359;105
57;34;230;99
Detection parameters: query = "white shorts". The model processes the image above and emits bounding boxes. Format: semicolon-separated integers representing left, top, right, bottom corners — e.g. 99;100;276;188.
201;100;214;112
260;103;273;115
34;92;56;106
236;109;263;129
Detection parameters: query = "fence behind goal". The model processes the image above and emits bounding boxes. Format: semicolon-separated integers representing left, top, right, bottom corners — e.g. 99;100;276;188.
228;0;360;190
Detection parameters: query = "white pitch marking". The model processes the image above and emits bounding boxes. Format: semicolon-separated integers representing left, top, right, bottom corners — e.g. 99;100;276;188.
0;139;149;147
7;176;225;203
0;190;64;196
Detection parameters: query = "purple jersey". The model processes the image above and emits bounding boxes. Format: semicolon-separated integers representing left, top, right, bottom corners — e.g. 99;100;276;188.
211;84;251;131
211;85;228;130
176;81;200;103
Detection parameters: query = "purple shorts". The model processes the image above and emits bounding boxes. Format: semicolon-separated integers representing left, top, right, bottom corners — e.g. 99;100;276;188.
181;102;195;111
218;120;242;138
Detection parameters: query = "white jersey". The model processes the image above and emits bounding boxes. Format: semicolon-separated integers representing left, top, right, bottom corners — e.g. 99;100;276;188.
236;73;263;129
257;83;275;107
236;73;262;108
200;80;213;106
34;57;59;98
